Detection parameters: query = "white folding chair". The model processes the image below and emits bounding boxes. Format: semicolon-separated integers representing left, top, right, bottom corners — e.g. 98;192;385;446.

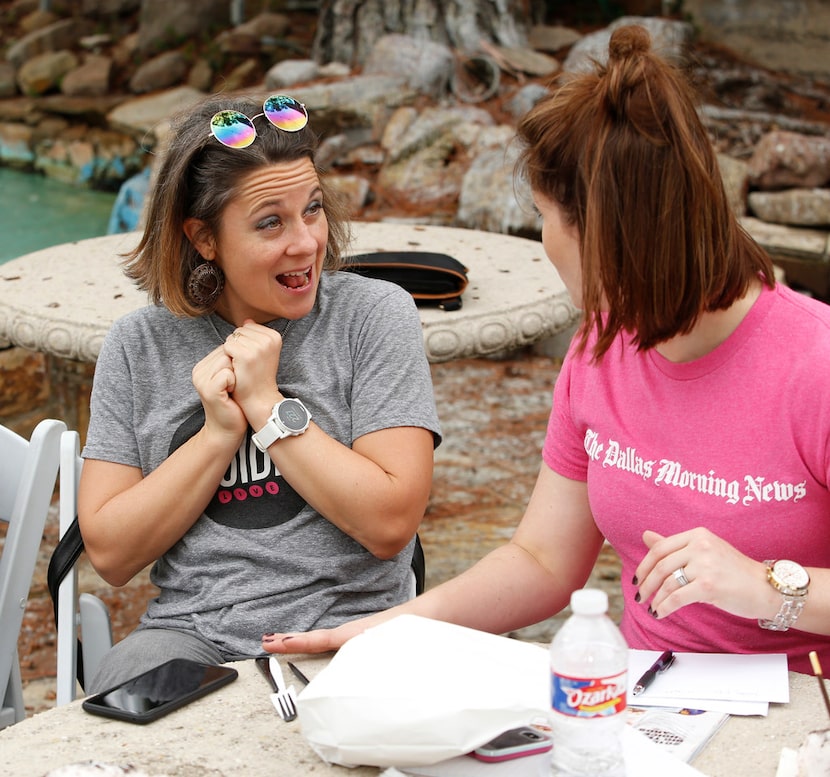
0;418;65;729
54;430;112;705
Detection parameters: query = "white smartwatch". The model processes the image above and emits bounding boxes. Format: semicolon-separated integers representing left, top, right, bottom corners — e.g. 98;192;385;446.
251;398;311;452
758;559;810;631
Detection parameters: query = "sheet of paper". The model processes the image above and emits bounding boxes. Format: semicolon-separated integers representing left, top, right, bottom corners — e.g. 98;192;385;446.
627;650;788;714
398;727;706;777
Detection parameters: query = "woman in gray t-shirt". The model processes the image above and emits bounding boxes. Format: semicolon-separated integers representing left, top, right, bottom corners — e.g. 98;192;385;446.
81;94;441;692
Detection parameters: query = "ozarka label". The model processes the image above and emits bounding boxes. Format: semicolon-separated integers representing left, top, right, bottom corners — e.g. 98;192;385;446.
551;670;627;717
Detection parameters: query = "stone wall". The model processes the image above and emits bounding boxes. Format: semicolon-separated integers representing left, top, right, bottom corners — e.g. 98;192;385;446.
0;346;93;441
683;0;830;76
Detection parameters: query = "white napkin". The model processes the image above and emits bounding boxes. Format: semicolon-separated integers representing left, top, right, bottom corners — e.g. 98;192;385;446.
296;614;550;768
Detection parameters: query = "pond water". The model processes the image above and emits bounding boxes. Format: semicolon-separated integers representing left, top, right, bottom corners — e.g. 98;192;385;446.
0;167;117;266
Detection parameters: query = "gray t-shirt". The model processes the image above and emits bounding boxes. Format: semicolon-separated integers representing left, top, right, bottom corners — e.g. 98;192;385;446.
83;271;441;659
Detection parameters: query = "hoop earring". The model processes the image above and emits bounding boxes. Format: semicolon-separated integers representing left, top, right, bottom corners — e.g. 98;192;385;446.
186;261;225;307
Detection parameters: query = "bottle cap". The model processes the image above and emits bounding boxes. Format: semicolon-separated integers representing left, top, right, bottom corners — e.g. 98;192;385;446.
570;588;608;615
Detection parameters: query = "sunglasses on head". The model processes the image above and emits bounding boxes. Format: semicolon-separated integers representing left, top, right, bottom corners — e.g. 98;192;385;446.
209;94;309;149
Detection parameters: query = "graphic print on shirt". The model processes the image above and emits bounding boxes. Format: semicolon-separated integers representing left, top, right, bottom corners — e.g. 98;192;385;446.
170;409;307;529
583;428;807;507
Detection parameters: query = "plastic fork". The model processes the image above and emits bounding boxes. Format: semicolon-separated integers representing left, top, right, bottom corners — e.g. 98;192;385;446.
255;657;297;722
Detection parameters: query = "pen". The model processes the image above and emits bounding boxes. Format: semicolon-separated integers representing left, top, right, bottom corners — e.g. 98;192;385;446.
632;650;675;696
809;651;830;719
287;661;311;686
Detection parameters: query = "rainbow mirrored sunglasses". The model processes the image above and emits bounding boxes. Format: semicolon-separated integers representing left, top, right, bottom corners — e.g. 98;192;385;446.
209;95;309;149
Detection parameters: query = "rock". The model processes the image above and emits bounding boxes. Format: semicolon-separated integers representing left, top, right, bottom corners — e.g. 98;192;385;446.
17;50;79;96
0;122;36;167
106;86;206;139
217;11;290;54
19;9;59;35
504;83;548;121
747;130;830;189
292;76;419;137
33;125;142;187
717;153;749;216
220;58;259;92
328;173;372;213
61;55;113;98
378;105;495;214
489;45;560;77
749;189;830;227
457;144;537;235
6;18;94;68
265;59;321;90
187;58;214;92
0;63;17;98
129;51;189;94
683;0;830;77
528;24;582;53
563;16;694;73
79;34;114;52
135;0;230;54
363;34;455;97
80;0;141;12
318;62;351;79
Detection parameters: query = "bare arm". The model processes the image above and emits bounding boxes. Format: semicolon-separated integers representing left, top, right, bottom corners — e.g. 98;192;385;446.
79;344;246;585
263;464;604;653
264;424;434;559
226;320;435;559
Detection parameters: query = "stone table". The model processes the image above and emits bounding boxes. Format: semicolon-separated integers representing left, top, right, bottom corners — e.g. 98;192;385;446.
0;654;824;777
0;222;579;364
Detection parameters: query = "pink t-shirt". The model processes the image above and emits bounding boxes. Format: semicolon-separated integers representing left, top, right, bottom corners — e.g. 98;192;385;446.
544;283;830;673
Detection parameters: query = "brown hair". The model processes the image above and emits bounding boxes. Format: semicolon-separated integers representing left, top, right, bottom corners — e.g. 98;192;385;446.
123;93;351;318
516;24;774;360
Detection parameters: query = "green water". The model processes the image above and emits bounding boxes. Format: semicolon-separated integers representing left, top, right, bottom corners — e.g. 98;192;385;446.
0;167;117;265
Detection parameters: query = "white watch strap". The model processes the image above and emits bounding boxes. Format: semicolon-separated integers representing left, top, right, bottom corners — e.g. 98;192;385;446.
251;418;285;452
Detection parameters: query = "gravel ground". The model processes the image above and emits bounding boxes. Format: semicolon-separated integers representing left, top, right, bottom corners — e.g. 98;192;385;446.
13;346;624;717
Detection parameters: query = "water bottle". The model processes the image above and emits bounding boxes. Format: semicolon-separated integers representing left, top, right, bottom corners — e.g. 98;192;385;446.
549;588;628;776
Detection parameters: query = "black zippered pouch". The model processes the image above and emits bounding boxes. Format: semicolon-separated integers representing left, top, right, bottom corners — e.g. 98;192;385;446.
345;251;469;311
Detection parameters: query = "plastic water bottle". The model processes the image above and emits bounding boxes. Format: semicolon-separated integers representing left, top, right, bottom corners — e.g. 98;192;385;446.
549;588;628;776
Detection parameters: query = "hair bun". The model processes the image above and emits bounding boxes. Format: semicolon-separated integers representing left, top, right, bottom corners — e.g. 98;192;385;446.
608;25;651;63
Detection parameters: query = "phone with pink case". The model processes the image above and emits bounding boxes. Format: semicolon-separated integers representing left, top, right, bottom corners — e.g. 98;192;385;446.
470;726;553;762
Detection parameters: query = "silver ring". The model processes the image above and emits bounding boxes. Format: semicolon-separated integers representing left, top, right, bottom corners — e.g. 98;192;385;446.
673;567;690;587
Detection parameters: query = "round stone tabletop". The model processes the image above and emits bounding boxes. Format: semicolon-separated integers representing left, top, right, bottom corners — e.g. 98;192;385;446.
0;222;577;363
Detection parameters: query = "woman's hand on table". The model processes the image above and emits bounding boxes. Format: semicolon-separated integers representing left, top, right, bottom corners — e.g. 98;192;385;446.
262;610;399;654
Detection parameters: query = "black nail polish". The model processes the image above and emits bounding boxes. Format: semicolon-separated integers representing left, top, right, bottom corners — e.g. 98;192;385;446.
651;607;659;618
632;575;639;586
634;591;641;603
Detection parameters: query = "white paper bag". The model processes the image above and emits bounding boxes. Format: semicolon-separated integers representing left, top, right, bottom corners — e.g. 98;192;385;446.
296;614;550;768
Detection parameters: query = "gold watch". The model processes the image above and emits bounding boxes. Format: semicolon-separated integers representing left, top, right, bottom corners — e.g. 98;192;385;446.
758;559;810;631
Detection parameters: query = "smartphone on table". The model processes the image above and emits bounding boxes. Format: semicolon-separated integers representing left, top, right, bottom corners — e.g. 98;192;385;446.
471;725;554;762
82;657;238;724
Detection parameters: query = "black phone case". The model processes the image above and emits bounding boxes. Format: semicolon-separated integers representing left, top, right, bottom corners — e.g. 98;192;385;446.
82;658;238;724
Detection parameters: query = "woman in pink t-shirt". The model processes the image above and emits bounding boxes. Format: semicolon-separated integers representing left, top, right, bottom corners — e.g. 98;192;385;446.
262;25;830;673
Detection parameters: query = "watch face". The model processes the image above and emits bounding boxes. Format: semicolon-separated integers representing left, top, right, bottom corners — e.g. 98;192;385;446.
277;399;309;432
773;560;809;590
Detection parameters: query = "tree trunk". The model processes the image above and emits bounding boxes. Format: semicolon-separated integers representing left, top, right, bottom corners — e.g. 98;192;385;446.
312;0;535;66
